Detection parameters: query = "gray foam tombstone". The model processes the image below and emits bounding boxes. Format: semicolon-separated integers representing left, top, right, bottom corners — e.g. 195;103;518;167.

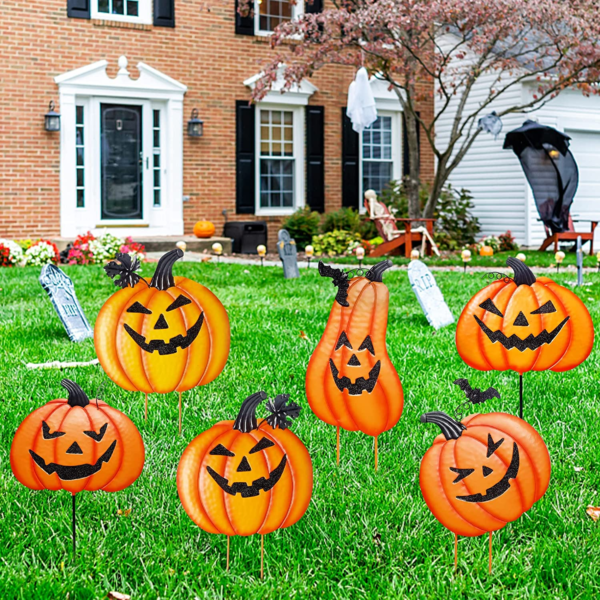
408;260;454;330
277;229;299;279
39;264;93;342
576;235;583;286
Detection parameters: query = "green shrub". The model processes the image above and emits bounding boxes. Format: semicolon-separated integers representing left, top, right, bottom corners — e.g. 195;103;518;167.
321;207;377;240
434;185;481;250
281;207;321;249
499;230;519;251
312;230;362;257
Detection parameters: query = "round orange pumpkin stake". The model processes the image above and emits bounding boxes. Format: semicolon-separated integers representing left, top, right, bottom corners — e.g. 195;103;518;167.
177;391;313;577
305;260;403;467
420;407;550;573
95;249;230;431
10;379;145;554
456;257;593;417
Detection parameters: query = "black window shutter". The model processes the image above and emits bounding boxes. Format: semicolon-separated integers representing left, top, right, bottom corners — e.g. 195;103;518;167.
402;112;420;178
305;0;323;14
154;0;175;27
67;0;90;19
306;106;325;212
235;0;254;35
342;108;359;208
236;100;256;214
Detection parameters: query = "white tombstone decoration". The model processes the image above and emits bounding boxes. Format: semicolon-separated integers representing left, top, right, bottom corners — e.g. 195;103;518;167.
408;260;454;330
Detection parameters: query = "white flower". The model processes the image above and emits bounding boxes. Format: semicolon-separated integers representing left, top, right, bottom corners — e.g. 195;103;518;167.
0;239;25;266
24;241;57;267
89;233;128;263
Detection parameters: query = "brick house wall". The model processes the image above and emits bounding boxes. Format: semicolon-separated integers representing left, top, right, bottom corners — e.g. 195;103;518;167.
0;0;434;249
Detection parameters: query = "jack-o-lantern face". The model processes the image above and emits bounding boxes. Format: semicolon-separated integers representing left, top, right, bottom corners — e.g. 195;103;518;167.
328;331;380;394
177;392;313;537
419;410;550;537
306;261;403;437
95;249;230;394
456;257;594;374
10;380;145;495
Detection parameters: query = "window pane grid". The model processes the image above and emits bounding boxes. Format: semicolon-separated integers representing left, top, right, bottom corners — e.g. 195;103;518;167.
75;106;85;208
152;109;161;207
259;0;292;32
98;0;139;17
362;116;394;195
259;109;295;209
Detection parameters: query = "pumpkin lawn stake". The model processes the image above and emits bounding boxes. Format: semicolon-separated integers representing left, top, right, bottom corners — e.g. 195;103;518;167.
95;249;230;433
177;391;312;579
419;379;551;573
306;260;403;469
456;257;593;419
10;379;145;556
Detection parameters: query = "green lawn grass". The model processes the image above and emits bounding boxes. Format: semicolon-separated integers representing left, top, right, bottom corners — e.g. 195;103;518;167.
1;262;600;599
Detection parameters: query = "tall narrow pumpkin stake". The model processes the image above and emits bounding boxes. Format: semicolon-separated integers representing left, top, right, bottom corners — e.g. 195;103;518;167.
72;493;76;558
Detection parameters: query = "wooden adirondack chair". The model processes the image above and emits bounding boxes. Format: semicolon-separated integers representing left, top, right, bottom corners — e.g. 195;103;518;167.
364;190;438;258
539;215;598;255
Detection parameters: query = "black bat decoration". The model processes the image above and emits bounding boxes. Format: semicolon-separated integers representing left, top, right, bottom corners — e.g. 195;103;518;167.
318;262;350;307
265;394;301;430
453;378;501;405
104;252;142;289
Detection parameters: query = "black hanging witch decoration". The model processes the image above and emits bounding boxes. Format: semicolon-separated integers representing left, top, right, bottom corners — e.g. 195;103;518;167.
94;248;231;433
456;256;593;418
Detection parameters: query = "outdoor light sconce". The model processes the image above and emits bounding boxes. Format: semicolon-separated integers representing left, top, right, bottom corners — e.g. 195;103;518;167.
44;101;60;132
187;108;204;138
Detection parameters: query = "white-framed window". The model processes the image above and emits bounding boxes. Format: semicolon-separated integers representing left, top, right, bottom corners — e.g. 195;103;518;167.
75;105;86;208
92;0;152;24
152;109;162;207
256;105;305;215
360;111;402;200
255;0;303;35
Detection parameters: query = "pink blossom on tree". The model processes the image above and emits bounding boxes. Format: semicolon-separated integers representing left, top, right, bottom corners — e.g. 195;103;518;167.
243;0;600;218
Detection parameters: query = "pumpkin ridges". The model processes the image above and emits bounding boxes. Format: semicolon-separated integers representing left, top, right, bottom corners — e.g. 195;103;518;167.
420;442;487;537
481;283;516;372
175;277;230;387
177;422;232;535
543;280;594;372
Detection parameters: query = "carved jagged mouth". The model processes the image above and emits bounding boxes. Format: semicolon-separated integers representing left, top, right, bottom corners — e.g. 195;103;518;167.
474;315;569;351
456;442;520;503
29;440;117;481
124;312;204;355
329;359;381;395
206;455;287;497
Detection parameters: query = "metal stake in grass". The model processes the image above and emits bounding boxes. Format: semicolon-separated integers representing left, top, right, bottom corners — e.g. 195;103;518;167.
179;391;182;435
260;534;265;580
72;493;76;558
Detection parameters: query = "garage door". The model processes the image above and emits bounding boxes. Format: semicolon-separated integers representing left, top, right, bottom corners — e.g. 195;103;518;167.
565;129;600;245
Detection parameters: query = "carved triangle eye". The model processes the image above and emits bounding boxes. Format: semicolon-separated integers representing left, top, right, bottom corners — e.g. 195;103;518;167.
487;434;504;458
167;295;192;312
127;301;152;314
83;423;108;442
531;301;556;315
478;298;503;317
449;467;474;483
42;421;65;440
358;335;375;355
209;444;235;457
249;437;275;454
335;332;352;351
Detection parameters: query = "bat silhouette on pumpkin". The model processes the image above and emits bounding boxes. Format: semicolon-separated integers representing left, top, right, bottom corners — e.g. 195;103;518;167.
453;379;500;405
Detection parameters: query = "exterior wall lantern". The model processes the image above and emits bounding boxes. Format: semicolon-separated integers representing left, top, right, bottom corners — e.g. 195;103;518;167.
44;101;61;132
187;108;204;138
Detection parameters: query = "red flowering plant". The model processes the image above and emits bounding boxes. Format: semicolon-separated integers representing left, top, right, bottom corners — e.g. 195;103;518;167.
67;232;96;265
0;244;13;267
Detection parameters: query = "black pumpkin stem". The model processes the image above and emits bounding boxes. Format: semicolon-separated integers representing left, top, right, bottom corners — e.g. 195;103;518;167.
150;248;184;291
233;391;268;433
265;394;301;430
104;253;142;289
420;411;466;440
61;379;90;408
506;257;536;286
366;259;393;282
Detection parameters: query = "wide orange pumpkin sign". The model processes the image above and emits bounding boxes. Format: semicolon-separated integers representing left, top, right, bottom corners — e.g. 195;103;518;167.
177;391;312;577
10;379;145;553
95;248;230;430
456;257;593;416
420;397;550;572
306;260;403;467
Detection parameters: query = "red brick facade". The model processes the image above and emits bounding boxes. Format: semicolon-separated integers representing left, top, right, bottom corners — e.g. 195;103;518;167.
0;1;433;247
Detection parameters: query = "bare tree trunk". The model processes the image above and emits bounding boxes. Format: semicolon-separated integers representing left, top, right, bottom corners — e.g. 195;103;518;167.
424;162;448;219
404;106;421;219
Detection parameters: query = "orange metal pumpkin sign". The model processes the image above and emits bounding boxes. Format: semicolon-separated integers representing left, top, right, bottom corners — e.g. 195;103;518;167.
456;257;593;375
177;391;312;575
306;261;403;464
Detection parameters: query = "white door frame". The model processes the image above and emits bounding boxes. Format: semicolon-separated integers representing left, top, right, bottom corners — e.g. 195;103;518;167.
55;56;186;238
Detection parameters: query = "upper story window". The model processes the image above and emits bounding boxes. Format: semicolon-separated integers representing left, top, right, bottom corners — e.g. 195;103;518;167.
92;0;152;24
256;0;303;35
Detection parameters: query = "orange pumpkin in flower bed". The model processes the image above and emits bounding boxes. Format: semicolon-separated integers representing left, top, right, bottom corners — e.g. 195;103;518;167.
479;245;494;257
193;220;216;238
